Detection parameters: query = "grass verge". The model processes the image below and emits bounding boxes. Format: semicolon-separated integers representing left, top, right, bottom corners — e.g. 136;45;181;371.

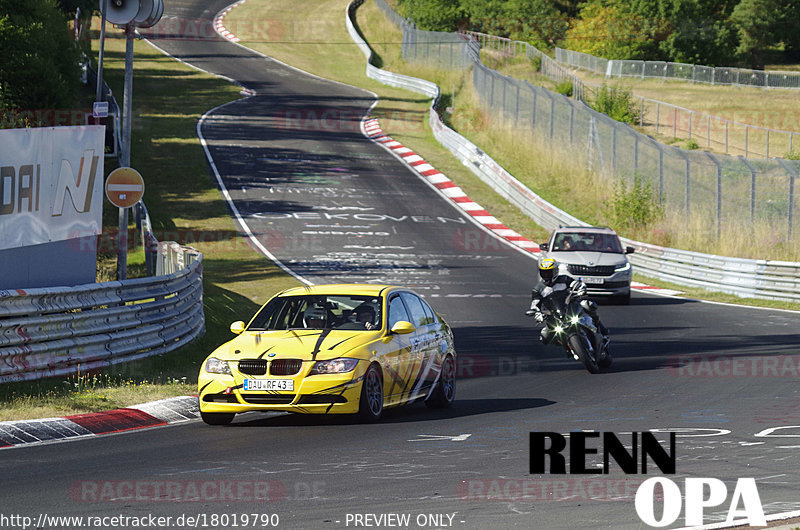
0;25;300;421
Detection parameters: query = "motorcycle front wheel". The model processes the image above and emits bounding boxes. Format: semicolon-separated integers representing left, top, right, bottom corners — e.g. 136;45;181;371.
569;332;599;374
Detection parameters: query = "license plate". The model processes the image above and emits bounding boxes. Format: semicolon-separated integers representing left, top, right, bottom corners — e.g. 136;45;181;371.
581;277;604;285
243;379;294;391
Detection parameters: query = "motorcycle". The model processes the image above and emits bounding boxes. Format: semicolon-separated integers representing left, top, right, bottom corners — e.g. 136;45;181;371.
535;286;612;374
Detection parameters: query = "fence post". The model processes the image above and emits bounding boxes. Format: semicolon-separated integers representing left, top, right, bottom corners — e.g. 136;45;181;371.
502;76;507;118
673;108;677;138
688;112;693;139
515;83;520;127
659;147;664;203
569;104;574;144
634;135;639;171
766;130;770;158
791;132;795;155
745;127;749;158
549;96;555;138
656;102;660;134
707;115;711;147
725;122;729;154
707;152;722;238
532;88;537;127
777;158;796;239
640;96;644;127
490;74;495;108
612;126;617;170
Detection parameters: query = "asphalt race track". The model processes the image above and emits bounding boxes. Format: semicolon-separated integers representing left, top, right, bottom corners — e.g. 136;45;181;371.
3;2;800;529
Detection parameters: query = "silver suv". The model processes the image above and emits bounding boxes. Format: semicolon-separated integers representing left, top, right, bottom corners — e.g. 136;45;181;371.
539;226;634;304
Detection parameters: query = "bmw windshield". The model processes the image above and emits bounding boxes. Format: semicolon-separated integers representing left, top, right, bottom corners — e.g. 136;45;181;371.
248;295;384;331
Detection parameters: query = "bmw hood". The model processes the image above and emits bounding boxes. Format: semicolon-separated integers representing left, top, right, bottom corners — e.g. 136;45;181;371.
218;329;379;360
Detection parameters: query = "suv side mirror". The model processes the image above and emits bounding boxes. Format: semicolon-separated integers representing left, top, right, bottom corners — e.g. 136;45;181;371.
625;246;635;254
539;242;549;251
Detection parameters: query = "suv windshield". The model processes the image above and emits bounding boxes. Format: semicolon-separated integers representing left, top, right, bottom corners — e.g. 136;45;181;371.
248;295;383;331
552;232;623;253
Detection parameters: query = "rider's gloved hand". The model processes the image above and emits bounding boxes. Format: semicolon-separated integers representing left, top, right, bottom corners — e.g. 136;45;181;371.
534;311;545;323
572;283;587;298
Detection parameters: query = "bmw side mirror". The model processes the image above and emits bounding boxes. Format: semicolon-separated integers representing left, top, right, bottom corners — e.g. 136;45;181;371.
230;321;246;334
539;242;549;251
625;246;635;254
390;321;415;335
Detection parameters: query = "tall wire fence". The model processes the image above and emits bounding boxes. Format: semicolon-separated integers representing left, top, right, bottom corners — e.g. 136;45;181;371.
374;0;800;240
465;31;800;160
555;47;800;90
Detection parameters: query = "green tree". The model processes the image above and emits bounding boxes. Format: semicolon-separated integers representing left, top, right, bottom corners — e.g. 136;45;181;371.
630;0;738;65
0;0;82;111
563;0;662;59
395;0;464;31
731;0;785;68
461;0;568;48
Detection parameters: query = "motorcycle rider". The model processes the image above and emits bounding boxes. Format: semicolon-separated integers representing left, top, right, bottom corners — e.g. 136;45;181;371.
526;258;610;350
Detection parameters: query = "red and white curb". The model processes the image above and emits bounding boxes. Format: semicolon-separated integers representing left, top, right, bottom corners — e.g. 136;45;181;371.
0;396;198;449
363;117;540;253
213;0;248;42
631;281;684;296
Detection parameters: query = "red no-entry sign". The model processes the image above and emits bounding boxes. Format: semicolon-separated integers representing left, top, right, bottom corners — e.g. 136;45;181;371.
105;167;145;208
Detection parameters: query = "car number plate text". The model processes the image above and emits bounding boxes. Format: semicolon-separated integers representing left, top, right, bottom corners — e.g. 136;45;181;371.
581;277;604;284
244;379;294;391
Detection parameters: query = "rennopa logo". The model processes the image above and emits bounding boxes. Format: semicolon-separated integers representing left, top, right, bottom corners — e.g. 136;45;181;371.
52;149;99;216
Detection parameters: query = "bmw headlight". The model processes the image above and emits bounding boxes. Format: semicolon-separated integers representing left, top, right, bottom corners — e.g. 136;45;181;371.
205;357;231;375
615;262;631;272
309;358;359;375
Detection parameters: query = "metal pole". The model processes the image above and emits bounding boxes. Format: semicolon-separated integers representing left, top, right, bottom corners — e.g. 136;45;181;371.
95;0;108;104
569;104;574;144
745;127;749;158
766;130;770;158
707;115;711;147
688;112;693;139
640;96;644;127
549;97;554;138
673;108;677;137
658;148;664;203
117;22;135;281
725;122;729;153
656;102;659;134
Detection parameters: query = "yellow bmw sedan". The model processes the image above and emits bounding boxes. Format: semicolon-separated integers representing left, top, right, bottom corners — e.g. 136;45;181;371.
198;284;456;425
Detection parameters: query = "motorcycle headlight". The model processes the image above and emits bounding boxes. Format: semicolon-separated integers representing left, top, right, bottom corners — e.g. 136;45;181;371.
205;357;231;375
309;358;359;375
553;325;564;334
570;315;580;325
615;262;631;272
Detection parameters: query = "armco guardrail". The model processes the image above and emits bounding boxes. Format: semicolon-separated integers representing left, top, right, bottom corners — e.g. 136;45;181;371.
0;244;204;383
348;0;800;303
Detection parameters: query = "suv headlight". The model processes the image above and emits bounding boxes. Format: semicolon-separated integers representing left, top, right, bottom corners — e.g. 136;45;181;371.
205;357;231;375
309;358;359;375
615;262;631;272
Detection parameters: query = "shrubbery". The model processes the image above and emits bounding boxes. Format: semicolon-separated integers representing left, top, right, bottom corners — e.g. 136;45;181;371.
0;0;84;125
605;175;664;235
589;85;639;125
